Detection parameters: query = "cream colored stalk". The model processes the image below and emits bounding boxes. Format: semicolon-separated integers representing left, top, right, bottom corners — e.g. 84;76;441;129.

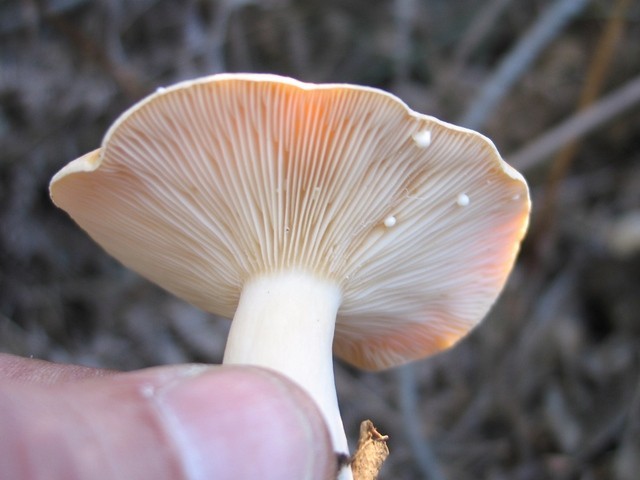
223;272;350;477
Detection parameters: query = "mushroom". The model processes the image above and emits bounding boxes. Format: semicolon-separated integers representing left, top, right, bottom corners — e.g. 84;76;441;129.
50;73;530;479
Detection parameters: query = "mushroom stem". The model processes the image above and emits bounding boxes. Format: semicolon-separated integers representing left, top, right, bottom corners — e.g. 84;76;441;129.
223;271;352;479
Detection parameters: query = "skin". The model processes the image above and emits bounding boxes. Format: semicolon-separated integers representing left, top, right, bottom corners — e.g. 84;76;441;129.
0;354;336;480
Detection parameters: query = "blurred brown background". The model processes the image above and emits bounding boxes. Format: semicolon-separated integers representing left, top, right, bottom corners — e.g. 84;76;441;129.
1;0;639;478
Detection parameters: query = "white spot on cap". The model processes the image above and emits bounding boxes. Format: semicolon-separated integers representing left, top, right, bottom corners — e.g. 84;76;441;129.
384;215;397;228
456;193;470;206
156;87;167;94
412;129;432;148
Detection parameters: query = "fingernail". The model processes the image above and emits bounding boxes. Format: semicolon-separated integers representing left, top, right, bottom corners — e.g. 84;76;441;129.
156;367;331;480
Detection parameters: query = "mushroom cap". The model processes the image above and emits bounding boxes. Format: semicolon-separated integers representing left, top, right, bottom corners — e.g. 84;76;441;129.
50;74;530;370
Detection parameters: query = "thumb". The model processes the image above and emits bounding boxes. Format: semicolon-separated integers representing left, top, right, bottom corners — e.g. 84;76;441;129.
0;364;336;480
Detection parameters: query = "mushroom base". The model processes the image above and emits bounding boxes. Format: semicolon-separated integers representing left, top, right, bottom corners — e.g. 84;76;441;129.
223;270;352;478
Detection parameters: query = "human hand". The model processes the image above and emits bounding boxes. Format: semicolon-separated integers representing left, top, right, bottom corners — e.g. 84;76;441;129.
0;353;336;480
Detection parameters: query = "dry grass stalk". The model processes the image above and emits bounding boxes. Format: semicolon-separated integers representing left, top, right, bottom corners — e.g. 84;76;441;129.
536;0;632;248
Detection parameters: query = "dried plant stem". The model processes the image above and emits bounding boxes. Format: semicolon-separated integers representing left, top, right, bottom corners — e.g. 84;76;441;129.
397;364;446;480
351;420;389;480
450;0;515;75
37;3;148;99
509;73;640;172
393;0;417;83
537;0;632;239
460;0;591;130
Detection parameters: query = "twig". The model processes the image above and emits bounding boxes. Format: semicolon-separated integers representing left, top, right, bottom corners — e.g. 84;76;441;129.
37;1;149;99
535;0;632;245
397;364;446;480
0;0;90;34
460;0;592;130
508;73;640;171
393;0;417;83
450;0;514;74
351;420;390;480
